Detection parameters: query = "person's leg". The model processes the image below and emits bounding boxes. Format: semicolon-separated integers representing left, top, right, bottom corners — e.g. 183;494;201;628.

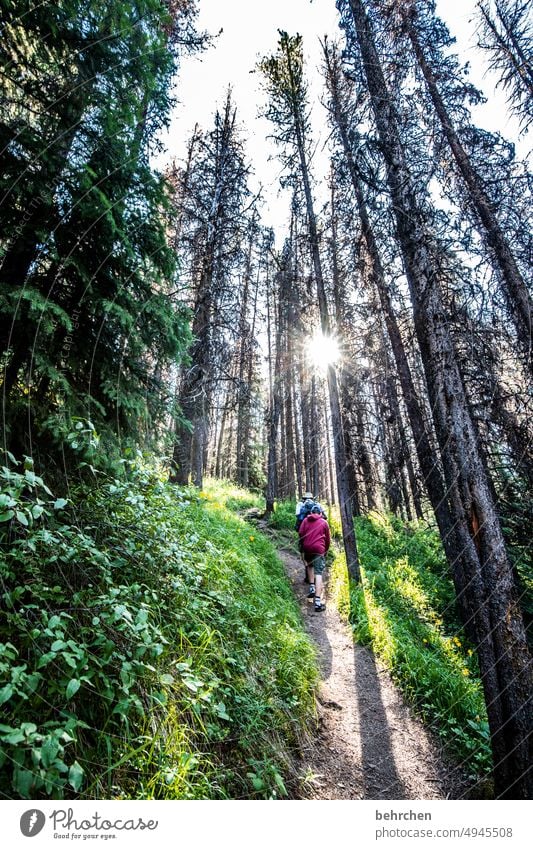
299;539;309;582
312;556;326;611
306;556;315;599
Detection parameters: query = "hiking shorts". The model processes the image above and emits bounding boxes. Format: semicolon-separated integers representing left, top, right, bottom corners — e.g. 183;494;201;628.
306;553;326;575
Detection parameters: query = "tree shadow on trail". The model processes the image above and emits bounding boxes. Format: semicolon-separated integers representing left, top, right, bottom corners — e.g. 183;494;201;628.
352;643;408;798
348;578;409;798
308;572;407;797
304;600;333;679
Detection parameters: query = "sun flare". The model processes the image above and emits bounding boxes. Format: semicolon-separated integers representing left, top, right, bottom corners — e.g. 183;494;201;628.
307;331;341;372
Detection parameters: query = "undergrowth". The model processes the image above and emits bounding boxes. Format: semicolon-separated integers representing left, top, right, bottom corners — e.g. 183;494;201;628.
0;460;317;800
327;511;492;780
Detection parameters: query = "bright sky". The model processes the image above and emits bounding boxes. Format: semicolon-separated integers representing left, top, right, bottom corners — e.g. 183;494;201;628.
158;0;528;237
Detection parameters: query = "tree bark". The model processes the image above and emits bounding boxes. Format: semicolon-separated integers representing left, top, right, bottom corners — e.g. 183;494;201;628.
283;37;361;580
346;0;532;798
404;7;532;369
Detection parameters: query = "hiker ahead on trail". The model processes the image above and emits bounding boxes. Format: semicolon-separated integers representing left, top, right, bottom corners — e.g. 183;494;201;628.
299;506;330;613
295;491;327;586
295;491;326;531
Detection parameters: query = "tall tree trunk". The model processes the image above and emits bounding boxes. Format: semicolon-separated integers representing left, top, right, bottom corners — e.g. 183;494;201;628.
242;267;260;489
235;230;253;484
404;6;532;368
346;0;532;798
170;253;213;486
265;265;288;516
309;375;321;498
215;390;230;479
330;175;360;514
384;346;423;519
324;37;452;536
354;396;377;511
292;378;305;497
324;399;339;507
299;352;314;493
284;39;360;580
285;361;297;499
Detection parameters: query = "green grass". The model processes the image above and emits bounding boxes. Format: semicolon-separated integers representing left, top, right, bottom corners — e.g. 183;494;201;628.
266;498;297;530
201;478;264;513
328;510;491;779
0;462;317;800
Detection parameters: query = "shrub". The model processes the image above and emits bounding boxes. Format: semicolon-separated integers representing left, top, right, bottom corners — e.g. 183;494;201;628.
0;461;317;799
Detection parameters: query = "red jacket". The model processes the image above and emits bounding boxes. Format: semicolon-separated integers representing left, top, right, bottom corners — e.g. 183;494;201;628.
299;513;330;556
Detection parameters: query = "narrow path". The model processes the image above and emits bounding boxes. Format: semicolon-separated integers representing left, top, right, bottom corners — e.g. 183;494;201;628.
279;547;460;800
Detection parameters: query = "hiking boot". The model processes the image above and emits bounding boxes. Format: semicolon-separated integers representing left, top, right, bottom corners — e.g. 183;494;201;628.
314;599;326;613
307;585;316;599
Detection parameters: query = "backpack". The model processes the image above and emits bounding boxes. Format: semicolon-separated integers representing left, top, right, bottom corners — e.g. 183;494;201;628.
295;498;315;531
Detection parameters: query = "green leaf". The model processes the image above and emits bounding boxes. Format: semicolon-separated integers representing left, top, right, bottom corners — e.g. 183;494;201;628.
41;737;60;768
32;504;45;519
0;510;14;522
54;498;68;510
274;771;287;795
214;701;230;720
160;674;174;685
51;640;66;651
15;510;28;526
68;760;84;792
66;679;81;700
37;652;56;668
14;769;34;798
2;728;25;744
0;684;14;705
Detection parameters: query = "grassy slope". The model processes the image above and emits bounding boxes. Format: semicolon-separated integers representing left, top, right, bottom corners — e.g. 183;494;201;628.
0;466;317;800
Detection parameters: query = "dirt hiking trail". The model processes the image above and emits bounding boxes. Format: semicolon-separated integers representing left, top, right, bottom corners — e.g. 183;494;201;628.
279;547;464;800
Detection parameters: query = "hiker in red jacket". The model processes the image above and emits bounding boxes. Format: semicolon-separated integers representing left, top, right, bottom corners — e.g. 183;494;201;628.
298;505;330;612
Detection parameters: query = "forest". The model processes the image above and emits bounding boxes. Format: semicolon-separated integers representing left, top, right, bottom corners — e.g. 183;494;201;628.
0;0;531;803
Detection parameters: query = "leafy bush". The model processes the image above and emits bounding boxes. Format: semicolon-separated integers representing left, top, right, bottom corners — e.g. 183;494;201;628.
0;460;317;799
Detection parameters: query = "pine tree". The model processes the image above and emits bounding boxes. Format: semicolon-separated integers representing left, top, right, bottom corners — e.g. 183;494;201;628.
169;90;251;486
476;0;533;133
0;0;202;461
382;0;532;370
339;0;532;798
259;31;360;580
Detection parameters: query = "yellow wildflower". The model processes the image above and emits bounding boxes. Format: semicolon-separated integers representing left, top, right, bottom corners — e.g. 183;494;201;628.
249;535;255;542
462;668;470;676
